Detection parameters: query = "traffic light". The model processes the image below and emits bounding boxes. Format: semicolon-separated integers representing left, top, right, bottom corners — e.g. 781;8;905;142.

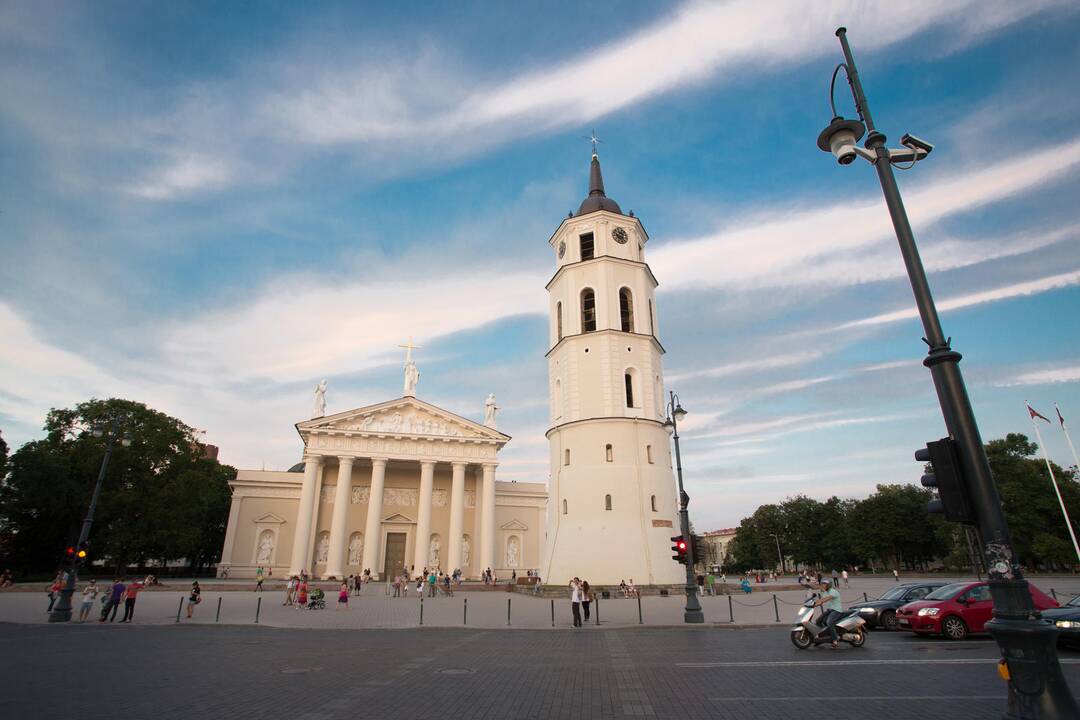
917;437;974;524
64;546;76;559
76;542;89;561
671;535;688;565
691;534;706;566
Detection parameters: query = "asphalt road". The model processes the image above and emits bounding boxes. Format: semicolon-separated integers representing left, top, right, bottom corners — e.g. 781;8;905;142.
6;623;1080;719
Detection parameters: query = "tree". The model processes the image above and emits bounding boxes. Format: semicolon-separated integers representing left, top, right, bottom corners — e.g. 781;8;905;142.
0;398;235;573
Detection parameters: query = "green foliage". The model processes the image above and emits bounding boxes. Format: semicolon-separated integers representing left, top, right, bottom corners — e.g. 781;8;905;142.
0;398;235;573
726;432;1080;572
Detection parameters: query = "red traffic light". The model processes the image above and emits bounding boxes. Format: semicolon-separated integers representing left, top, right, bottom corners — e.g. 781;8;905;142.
65;546;75;556
677;540;687;550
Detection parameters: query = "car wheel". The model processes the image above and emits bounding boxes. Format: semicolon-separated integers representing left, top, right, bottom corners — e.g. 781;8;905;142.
791;628;812;650
850;628;866;647
942;616;968;640
880;610;898;631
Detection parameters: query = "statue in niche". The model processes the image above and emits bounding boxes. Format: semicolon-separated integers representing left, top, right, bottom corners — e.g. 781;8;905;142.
348;534;363;566
462;536;471;567
315;533;330;564
256;530;274;564
313;379;328;418
429;535;441;566
484;393;499;429
506;536;519;568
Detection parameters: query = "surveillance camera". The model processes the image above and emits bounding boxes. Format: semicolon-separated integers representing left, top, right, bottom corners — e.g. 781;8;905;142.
901;133;933;155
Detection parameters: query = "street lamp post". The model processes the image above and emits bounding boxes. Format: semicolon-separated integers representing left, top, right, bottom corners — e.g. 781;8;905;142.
663;391;704;624
770;533;784;574
817;28;1077;718
48;413;132;623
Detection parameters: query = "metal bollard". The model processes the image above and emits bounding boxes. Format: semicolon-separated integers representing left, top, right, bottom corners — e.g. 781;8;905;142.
255;596;262;624
637;595;643;624
773;594;779;622
728;594;734;623
863;592;868;602
420;597;424;626
216;596;222;623
551;599;555;627
507;597;511;626
463;598;468;625
595;597;600;626
176;597;183;623
1051;588;1058;601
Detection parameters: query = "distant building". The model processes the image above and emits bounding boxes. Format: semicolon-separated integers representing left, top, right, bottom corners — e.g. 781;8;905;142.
698;528;737;570
198;443;220;461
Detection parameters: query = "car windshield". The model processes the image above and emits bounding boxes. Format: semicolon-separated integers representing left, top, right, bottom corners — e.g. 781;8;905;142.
879;586;910;600
925;583;970;601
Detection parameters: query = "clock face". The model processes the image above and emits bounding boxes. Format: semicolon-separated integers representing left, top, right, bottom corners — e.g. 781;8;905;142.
558;241;566;258
612;226;628;244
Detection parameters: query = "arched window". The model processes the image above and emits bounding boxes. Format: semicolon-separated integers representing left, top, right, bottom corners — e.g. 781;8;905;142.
651;494;657;512
605;444;613;462
619;288;634;332
624;372;635;408
580;232;594;260
562;499;568;515
556;301;563;341
580;289;596;332
605;494;612;511
564;448;571;466
646;445;653;464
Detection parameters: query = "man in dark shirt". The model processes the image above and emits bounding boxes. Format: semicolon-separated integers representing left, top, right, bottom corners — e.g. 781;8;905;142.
99;578;126;622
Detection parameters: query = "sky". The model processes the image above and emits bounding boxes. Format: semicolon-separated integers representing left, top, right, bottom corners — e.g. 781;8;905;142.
2;1;1080;532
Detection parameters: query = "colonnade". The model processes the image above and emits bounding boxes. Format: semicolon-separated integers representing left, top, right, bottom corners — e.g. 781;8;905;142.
288;455;497;580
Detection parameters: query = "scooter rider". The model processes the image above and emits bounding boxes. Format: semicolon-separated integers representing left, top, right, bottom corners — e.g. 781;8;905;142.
813;579;843;648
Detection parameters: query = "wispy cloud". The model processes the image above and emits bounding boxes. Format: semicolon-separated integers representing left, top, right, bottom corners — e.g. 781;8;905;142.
996;365;1080;387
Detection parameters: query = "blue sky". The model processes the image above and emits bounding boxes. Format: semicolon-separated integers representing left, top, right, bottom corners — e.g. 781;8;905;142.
2;1;1080;530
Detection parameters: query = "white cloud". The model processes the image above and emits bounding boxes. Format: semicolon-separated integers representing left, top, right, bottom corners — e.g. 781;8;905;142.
997;365;1080;387
126;154;232;200
667;350;824;384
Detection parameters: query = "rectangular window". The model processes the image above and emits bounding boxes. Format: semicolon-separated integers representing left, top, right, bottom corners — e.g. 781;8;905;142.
579;232;594;260
646;445;653;464
564;448;570;466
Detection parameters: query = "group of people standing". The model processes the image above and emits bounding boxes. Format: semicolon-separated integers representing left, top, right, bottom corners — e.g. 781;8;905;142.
568;577;593;628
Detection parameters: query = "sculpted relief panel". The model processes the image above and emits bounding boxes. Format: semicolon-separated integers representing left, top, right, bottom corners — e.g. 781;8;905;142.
384;488;418;507
432;489;448;508
351;486;370;505
336;410;473;438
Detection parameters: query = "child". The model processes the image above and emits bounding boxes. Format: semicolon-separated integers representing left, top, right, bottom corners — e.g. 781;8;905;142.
337;582;349;610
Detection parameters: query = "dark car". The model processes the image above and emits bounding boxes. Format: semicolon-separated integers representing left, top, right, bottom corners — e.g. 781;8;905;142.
896;581;1058;640
1042;593;1080;647
853;582;947;630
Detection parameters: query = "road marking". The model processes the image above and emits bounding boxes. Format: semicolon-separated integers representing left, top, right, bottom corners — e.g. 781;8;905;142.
708;695;1003;702
680;658;1080;668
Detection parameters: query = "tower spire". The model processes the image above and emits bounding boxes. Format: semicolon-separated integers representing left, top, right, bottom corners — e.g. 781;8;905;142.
588;152;606;198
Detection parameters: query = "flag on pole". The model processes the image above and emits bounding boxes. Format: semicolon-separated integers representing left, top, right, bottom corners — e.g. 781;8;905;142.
1058;405;1067;428
1027;403;1051;423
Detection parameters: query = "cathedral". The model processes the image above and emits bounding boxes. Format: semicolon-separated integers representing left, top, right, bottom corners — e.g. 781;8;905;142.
218;150;684;586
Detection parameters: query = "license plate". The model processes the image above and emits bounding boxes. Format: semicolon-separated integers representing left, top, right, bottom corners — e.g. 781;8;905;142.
899;618;910;626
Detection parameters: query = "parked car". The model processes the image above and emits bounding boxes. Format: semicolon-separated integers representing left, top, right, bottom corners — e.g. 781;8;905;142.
853;582;949;630
1041;593;1080;648
896;581;1058;640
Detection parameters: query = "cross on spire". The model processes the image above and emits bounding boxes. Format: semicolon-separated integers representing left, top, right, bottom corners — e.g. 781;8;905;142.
584;129;602;156
398;337;422;365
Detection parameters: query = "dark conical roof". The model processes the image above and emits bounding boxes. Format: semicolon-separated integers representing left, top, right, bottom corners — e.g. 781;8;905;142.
577;153;623;216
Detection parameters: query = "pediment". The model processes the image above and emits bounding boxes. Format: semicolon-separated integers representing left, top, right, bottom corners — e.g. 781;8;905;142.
382;513;414;524
500;519;528;531
298;396;509;443
253;512;286;525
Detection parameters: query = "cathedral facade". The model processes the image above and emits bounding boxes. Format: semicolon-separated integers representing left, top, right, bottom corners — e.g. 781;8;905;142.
219;151;683;586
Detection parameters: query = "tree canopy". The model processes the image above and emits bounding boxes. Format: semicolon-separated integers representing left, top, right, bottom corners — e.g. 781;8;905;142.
725;433;1079;573
0;398;235;573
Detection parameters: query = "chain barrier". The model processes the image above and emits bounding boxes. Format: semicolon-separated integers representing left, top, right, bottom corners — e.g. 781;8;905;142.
730;596;774;607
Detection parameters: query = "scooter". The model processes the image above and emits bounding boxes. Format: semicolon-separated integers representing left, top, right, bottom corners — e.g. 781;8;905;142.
790;596;867;649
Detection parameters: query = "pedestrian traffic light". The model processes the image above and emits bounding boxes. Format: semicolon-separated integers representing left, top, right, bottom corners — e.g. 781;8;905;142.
671;535;688;565
691;534;706;566
917;437;974;524
64;546;76;558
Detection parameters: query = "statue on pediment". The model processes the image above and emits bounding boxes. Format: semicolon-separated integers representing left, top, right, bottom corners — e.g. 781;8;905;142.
313;379;327;418
484;393;499;429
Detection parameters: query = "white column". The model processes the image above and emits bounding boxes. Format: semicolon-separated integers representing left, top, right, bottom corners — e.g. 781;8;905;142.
481;463;496;573
413;461;435;573
290;456;322;576
447;462;466;572
361;458;388;578
218;496;243;572
323;456;354;579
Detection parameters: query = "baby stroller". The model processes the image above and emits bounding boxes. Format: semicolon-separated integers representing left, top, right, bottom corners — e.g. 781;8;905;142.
307;587;326;610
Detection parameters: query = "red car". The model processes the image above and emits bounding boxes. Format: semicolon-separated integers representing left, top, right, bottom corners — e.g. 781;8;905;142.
895;581;1058;640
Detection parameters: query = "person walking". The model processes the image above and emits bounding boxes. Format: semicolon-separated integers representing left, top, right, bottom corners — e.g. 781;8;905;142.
296;578;309;609
337;582;349;611
78;579;99;622
284;575;297;606
46;572;65;612
892;568;899;582
99;578;125;622
581;580;592;623
255;566;264;592
570;577;583;628
120;578;143;623
841;569;849;587
186;581;202;619
428;570;437;598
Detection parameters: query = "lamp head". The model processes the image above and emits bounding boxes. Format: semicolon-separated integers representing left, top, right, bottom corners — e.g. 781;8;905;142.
817;116;865;165
662;417;675;436
673;403;688;422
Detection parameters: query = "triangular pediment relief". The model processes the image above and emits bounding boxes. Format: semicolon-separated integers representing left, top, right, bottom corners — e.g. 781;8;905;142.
382;513;415;524
253;512;286;525
500;519;528;531
298;396;509;442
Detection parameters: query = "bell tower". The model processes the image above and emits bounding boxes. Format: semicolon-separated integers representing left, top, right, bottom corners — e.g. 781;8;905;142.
541;150;684;586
